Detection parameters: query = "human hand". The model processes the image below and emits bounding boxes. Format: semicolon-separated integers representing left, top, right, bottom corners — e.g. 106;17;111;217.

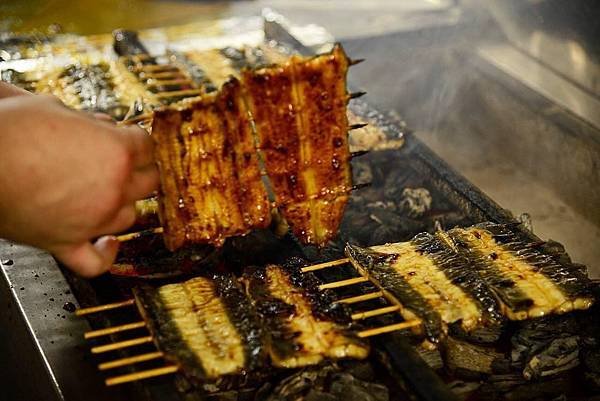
0;93;158;277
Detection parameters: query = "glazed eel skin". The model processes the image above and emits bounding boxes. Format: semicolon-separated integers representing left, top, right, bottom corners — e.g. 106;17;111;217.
346;223;594;343
151;44;352;250
242;44;352;246
151;79;271;250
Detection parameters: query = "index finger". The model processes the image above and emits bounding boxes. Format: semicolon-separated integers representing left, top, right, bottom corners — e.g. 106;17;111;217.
118;125;155;168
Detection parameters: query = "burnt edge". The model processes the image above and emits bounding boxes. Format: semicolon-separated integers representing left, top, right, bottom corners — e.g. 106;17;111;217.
212;273;267;371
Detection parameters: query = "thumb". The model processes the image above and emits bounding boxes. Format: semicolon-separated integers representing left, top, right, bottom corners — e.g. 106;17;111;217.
54;236;119;278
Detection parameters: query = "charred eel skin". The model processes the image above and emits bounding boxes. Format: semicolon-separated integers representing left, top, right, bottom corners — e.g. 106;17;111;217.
244;258;369;368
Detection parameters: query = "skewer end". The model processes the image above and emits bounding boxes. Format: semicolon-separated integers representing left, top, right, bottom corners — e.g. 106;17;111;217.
351;182;372;191
349;123;368;130
350;150;369;159
349;58;365;66
348;91;367;100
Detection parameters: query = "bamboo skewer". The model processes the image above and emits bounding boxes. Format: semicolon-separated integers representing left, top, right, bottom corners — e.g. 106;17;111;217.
84;321;146;339
99;351;164;371
334;291;383;304
134;64;180;73
105;365;179;386
358;320;422;338
91;336;154;354
301;258;349;273
146;78;193;88
351;305;401;321
75;299;135;316
140;71;187;80
155;89;203;99
118;113;153;126
318;276;368;290
116;227;163;242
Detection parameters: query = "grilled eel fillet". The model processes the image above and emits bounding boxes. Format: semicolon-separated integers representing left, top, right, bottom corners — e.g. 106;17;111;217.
133;275;265;380
151;45;352;250
242;44;352;246
346;223;594;343
152;79;271;250
244;260;369;368
133;264;368;379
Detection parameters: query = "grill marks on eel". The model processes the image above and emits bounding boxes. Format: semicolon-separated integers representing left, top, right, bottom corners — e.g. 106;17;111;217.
242;44;351;245
152;44;352;250
152;80;271;250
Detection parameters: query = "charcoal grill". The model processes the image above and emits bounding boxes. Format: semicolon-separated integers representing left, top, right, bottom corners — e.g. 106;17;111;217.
0;12;550;401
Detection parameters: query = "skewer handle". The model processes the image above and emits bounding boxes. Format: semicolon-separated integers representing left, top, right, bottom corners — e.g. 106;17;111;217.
351;305;401;320
358;320;421;338
105;365;178;386
91;336;154;354
84;321;146;339
116;227;163;242
318;276;368;290
301;258;349;273
334;291;383;305
75;299;135;316
99;351;164;371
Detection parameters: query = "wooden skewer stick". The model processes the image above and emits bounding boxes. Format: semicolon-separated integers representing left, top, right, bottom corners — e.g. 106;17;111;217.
140;71;186;80
301;258;349;273
84;321;146;339
349;58;365;66
351;305;401;321
348;91;367;100
319;276;368;290
358;320;422;338
350;150;369;158
155;89;203;99
335;291;383;305
349;123;368;130
135;64;180;73
117;113;153;126
116;227;164;242
146;78;193;88
130;54;152;61
105;365;179;386
99;351;164;371
91;336;154;354
75;299;135;316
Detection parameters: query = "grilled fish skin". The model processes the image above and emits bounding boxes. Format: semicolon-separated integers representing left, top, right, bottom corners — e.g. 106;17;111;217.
345;223;594;341
345;244;444;343
134;274;265;380
411;232;504;326
151;79;271;251
242;44;352;246
244;259;369;368
447;225;594;319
